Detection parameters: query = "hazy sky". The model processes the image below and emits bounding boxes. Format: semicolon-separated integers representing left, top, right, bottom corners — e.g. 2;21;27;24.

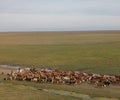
0;0;120;31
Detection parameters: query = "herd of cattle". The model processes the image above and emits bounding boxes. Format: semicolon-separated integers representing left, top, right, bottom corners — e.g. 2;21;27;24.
4;68;120;87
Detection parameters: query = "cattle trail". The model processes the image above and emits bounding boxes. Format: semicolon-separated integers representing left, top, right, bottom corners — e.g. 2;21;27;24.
35;87;119;100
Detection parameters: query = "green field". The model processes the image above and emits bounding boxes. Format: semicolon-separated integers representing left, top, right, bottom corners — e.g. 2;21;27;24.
0;31;120;74
0;31;120;100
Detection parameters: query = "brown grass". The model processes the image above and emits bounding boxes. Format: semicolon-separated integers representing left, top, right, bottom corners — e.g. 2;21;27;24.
0;31;120;45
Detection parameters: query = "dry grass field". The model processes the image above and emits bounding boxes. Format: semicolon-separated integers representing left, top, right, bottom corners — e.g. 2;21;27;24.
0;31;120;100
0;31;120;74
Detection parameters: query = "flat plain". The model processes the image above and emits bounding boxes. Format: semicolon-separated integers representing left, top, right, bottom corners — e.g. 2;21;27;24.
0;31;120;74
0;31;120;100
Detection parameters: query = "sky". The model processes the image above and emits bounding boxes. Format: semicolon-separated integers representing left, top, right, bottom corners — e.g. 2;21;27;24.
0;0;120;31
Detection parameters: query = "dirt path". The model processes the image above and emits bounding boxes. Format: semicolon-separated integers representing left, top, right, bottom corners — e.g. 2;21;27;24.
36;88;119;100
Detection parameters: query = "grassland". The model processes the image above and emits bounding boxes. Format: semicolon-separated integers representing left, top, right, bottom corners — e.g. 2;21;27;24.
0;68;120;100
0;31;120;74
0;31;120;100
0;75;78;100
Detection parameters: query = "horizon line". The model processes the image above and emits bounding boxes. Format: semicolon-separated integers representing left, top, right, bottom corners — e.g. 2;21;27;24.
0;30;120;33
